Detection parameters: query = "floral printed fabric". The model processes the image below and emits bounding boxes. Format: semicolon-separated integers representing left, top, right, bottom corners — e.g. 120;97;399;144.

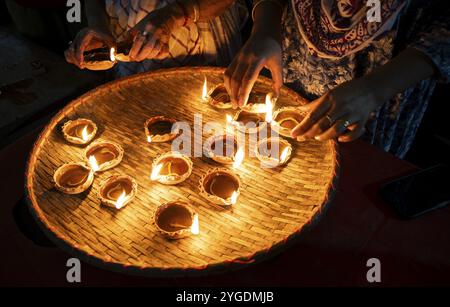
282;0;450;158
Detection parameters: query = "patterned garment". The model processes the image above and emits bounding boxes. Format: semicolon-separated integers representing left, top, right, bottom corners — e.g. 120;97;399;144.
283;0;450;158
105;0;247;77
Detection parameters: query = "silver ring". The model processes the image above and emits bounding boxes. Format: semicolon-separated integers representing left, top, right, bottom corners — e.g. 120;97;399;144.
142;31;149;37
343;120;351;128
325;115;333;126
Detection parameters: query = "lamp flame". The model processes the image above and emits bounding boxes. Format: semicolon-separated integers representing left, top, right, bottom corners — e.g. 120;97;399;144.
265;93;274;123
81;126;89;141
89;155;100;172
110;47;116;62
151;163;163;181
232;147;244;168
147;135;152;143
280;146;290;163
230;191;238;205
202;77;208;101
226;114;233;123
191;214;199;235
115;191;127;209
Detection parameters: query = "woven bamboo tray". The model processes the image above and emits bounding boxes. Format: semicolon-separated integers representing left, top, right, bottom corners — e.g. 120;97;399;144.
25;67;339;277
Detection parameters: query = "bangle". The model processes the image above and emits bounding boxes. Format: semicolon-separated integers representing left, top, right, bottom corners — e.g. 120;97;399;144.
252;0;284;21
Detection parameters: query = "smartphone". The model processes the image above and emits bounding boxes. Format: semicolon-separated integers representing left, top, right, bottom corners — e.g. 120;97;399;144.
379;165;450;219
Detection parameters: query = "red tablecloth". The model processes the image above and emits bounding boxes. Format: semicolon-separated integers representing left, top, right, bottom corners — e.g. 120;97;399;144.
1;126;449;286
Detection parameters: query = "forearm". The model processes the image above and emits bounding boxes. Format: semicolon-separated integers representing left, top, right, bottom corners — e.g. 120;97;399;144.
85;0;110;32
368;48;437;105
252;0;287;42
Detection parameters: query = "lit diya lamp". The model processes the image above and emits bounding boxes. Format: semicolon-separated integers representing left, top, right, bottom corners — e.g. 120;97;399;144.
204;134;245;167
199;168;241;206
207;83;232;109
54;162;94;194
271;107;307;139
144;116;178;143
98;175;137;209
150;151;193;185
255;137;293;168
84;140;124;172
154;201;199;240
241;90;278;114
82;42;131;71
228;93;274;134
62;118;97;145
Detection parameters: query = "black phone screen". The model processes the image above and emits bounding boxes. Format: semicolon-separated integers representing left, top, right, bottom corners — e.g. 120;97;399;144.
380;165;450;218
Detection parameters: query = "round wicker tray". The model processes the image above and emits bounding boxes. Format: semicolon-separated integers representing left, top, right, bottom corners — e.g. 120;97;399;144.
25;67;339;277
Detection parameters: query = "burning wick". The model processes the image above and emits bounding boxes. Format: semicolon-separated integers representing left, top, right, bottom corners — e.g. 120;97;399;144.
150;163;163;181
265;93;274;123
110;47;116;62
279;146;290;163
115;191;127;210
88;155;100;172
81;126;89;141
147;135;152;143
191;214;199;235
230;191;238;205
232;147;244;168
202;77;208;101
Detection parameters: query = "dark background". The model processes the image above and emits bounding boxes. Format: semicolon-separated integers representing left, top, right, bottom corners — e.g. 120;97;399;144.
0;0;449;167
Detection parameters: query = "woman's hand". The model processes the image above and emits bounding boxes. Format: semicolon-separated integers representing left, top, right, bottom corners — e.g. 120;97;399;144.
128;5;185;62
224;32;283;108
291;76;384;142
65;27;115;69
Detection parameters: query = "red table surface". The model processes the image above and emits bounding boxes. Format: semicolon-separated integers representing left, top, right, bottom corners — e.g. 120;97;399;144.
1;126;449;287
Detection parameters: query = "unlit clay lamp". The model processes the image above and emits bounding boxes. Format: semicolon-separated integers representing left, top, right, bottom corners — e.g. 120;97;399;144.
271;107;306;139
85;140;124;172
255;137;293;168
199;168;241;206
154;201;199;240
150;151;193;185
54;162;94;194
98;175;137;210
204;134;245;167
145;116;178;143
62;118;97;145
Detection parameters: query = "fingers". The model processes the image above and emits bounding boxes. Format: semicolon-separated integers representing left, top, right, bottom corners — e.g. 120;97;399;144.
291;95;332;138
269;57;283;98
129;33;146;61
315;115;359;141
338;123;366;142
224;57;240;109
237;60;264;107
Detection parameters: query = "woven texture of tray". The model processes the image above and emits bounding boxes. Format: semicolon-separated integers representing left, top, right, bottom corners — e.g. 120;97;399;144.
26;67;338;277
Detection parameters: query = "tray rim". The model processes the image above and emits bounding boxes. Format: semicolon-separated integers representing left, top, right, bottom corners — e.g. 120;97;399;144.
24;66;340;277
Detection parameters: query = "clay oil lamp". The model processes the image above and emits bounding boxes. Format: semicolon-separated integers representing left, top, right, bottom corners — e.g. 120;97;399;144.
150;151;193;185
62;118;97;145
271;107;307;138
255;137;293;168
228;110;267;135
154;201;199;240
54;162;94;194
204;134;245;167
241;90;277;114
145;116;178;143
98;175;137;210
82;41;131;71
85;140;124;172
199;168;241;206
206;83;233;109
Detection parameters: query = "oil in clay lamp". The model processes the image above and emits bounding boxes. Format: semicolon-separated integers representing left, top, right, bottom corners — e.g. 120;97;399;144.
98;175;137;210
199;168;241;206
145;116;179;143
54;162;94;194
62;118;97;145
271;107;307;139
85;140;124;172
204;134;245;167
154;201;199;240
255;137;293;168
150;151;193;185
